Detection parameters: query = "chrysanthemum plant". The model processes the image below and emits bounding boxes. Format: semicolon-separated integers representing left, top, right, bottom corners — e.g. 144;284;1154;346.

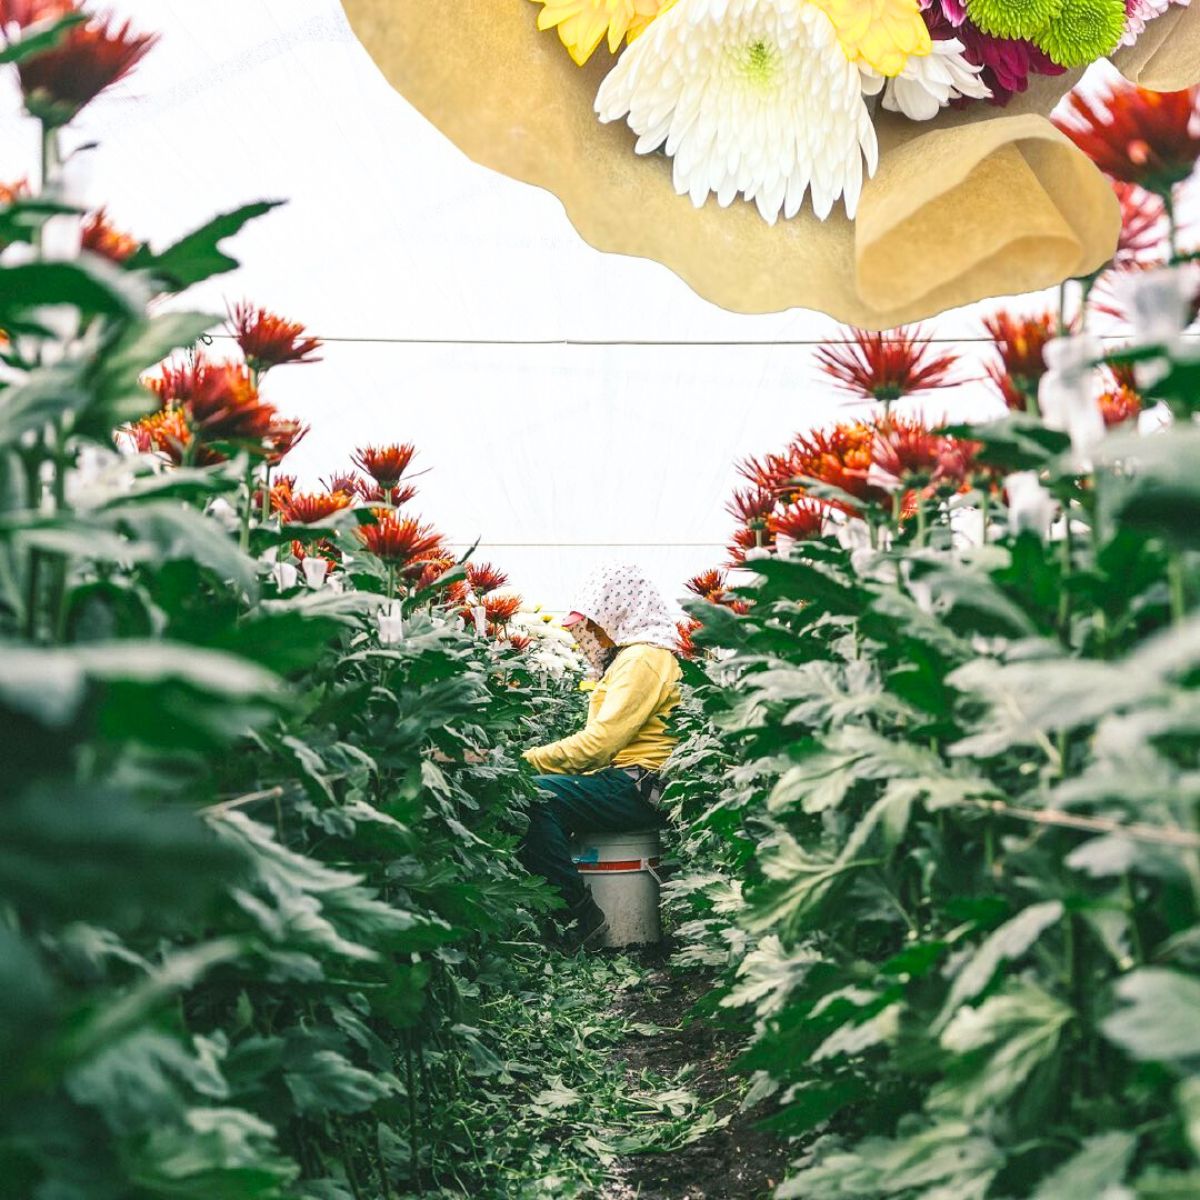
664;79;1200;1200
0;8;576;1198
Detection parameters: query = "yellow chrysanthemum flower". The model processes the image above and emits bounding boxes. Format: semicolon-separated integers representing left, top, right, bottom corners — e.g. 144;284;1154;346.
811;0;932;76
531;0;674;66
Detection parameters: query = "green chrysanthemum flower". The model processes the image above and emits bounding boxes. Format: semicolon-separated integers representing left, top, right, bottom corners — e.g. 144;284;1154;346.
1035;0;1127;68
966;0;1063;40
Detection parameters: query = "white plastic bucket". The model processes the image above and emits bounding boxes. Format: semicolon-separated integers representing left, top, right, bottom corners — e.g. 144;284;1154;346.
571;828;662;948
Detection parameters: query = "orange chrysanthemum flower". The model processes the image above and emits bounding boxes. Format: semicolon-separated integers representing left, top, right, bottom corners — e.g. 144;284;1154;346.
816;326;956;404
279;491;352;526
483;593;522;625
790;422;885;509
228;301;323;374
1054;84;1200;198
127;406;219;466
508;633;534;653
15;7;157;128
352;443;416;489
149;357;276;451
81;207;138;264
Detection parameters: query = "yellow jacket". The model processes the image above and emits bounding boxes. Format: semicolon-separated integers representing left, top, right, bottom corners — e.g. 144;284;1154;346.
524;643;682;776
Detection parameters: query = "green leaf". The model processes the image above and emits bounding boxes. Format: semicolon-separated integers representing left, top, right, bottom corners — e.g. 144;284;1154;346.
932;979;1072;1118
0;11;86;64
934;901;1063;1033
1031;1132;1137;1200
1103;969;1200;1062
0;258;145;325
127;202;283;291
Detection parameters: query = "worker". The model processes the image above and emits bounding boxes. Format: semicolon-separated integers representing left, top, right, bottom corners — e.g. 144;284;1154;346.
521;563;683;950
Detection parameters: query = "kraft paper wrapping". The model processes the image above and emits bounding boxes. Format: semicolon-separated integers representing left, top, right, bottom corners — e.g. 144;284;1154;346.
342;0;1200;326
1113;4;1200;89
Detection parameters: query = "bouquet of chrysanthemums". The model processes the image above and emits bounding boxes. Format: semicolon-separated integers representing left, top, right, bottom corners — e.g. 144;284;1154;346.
532;0;1190;224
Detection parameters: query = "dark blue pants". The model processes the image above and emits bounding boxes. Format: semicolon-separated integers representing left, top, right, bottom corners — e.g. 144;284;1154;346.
522;769;662;911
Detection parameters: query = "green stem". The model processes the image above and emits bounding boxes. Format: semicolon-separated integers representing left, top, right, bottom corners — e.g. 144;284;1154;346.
49;419;70;642
979;489;990;546
1058;511;1073;636
1169;550;1188;625
915;493;928;548
1165;190;1181;263
22;436;45;642
260;462;272;525
239;462;256;555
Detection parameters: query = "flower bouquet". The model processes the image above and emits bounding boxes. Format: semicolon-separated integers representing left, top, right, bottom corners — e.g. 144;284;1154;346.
343;0;1200;324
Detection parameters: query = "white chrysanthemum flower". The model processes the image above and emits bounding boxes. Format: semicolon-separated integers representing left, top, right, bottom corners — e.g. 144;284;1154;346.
595;0;879;223
863;38;991;121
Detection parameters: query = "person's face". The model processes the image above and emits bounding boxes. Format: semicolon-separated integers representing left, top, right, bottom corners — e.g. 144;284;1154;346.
587;619;614;649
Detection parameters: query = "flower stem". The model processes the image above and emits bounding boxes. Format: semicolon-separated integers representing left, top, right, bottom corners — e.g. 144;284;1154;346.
1169;549;1188;625
1165;190;1181;263
239;462;255;555
979;489;990;546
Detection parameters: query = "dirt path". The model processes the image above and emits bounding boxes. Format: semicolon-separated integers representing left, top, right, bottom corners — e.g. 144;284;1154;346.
600;961;791;1200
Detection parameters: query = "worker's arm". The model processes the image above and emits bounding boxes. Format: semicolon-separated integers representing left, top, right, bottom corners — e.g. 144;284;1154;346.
524;650;671;775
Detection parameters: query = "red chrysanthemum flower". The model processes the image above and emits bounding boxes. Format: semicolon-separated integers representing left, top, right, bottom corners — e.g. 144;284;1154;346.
15;7;157;128
508;634;533;652
768;501;827;541
322;471;362;497
872;415;979;492
816;326;957;404
414;554;456;591
467;562;510;595
352;443;416;489
228;301;323;374
355;481;418;508
279;491;352;526
727;524;775;568
725;487;776;528
982;311;1056;411
81;207;138;264
291;538;340;573
1098;384;1143;427
355;514;443;568
1111;181;1168;268
483;593;522;624
1054;84;1200;198
686;569;728;601
737;451;808;505
676;617;703;659
262;417;308;466
149;357;277;451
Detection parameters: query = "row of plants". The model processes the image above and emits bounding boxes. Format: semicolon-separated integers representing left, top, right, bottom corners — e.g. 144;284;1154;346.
0;7;631;1198
664;81;1200;1198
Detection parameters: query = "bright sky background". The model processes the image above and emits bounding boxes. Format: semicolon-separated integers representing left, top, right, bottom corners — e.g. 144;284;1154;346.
0;1;1183;610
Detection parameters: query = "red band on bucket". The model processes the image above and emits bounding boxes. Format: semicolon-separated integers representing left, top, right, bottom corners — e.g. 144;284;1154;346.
576;857;661;873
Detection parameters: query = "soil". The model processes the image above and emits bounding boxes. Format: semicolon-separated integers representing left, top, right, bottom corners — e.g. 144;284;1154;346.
600;952;792;1200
